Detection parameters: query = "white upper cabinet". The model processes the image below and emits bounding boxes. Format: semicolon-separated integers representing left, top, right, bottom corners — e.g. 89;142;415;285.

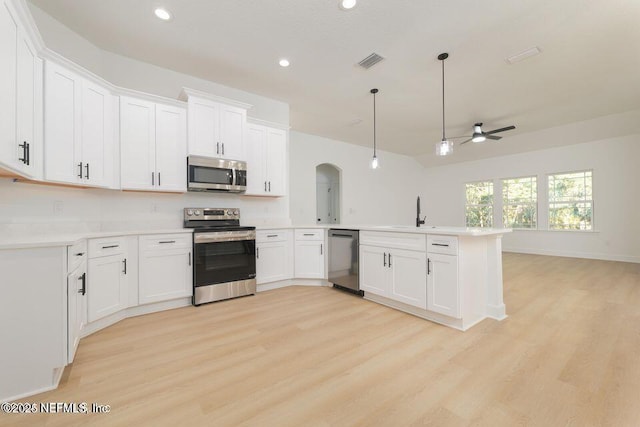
120;96;186;192
44;61;115;188
180;89;251;161
0;0;42;178
245;123;287;196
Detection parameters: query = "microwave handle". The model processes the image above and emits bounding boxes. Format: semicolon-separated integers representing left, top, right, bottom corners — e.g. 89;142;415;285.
232;168;236;186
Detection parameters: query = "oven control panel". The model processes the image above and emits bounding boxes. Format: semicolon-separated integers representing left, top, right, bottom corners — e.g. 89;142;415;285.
184;208;240;221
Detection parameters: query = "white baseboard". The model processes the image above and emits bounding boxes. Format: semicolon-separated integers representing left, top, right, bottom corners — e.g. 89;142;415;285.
486;303;508;321
503;248;639;264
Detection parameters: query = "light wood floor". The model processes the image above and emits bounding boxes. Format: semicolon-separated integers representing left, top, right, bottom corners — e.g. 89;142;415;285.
2;253;639;426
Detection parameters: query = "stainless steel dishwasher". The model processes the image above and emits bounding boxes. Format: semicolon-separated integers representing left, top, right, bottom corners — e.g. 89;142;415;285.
328;229;362;295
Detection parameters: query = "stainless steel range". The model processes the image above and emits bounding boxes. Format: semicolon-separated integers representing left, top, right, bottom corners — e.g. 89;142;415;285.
184;208;256;306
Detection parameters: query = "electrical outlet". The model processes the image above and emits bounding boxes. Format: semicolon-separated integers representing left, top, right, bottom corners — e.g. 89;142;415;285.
53;201;64;215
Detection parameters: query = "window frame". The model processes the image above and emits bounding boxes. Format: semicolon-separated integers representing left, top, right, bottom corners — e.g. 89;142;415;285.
547;169;594;232
501;175;538;230
464;180;495;228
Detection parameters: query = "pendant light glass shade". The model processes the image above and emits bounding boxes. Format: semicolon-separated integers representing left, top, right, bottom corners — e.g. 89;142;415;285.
370;88;380;169
436;139;453;156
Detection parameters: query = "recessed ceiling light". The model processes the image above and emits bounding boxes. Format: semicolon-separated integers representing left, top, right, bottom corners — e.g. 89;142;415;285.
279;59;290;67
154;8;172;21
339;0;357;10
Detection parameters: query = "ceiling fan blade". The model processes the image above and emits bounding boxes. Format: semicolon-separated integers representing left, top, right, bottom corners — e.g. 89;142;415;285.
485;125;516;135
486;135;502;140
459;138;473;145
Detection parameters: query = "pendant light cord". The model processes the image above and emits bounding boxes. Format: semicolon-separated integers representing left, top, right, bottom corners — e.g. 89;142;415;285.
441;57;445;140
373;91;377;156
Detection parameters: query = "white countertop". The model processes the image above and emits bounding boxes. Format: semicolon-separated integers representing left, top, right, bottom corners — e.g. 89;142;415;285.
0;229;193;250
254;224;511;237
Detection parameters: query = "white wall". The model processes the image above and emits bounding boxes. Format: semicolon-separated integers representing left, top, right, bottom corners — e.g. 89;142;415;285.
422;134;640;263
0;178;290;235
290;132;425;226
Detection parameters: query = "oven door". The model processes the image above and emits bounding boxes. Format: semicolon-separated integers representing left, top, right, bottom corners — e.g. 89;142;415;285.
193;232;256;288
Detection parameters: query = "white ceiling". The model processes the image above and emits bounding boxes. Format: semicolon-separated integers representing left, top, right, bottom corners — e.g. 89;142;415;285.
28;0;640;165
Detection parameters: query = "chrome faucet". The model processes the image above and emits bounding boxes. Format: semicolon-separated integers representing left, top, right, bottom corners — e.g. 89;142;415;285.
416;196;426;227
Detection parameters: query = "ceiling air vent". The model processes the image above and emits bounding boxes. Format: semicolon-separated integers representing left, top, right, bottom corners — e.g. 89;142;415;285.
358;53;384;69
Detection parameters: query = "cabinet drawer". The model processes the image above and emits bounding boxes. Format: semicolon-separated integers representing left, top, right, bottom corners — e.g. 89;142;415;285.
67;239;87;271
360;231;426;252
89;236;126;258
295;229;324;241
256;230;289;243
140;234;192;251
427;235;458;255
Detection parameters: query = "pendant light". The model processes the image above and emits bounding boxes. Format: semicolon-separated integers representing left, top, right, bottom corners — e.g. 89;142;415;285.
370;88;379;169
435;53;453;156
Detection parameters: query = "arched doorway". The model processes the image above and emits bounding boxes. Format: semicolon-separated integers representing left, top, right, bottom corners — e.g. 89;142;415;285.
316;164;341;224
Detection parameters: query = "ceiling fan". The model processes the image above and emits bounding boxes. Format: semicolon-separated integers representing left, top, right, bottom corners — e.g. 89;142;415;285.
459;123;516;145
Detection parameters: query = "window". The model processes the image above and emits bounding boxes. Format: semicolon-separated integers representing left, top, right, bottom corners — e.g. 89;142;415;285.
465;181;493;227
503;176;537;229
548;170;593;230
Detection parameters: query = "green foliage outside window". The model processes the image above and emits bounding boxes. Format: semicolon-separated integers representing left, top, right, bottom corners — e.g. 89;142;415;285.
548;171;592;230
465;181;493;227
503;177;537;229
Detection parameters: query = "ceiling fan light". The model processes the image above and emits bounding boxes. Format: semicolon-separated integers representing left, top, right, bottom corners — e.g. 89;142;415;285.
472;134;486;143
436;139;453;156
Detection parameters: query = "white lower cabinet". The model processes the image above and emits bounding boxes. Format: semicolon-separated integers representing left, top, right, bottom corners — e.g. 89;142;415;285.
256;230;293;284
294;229;325;279
67;241;87;364
426;252;460;319
87;238;128;323
360;244;427;309
138;234;192;304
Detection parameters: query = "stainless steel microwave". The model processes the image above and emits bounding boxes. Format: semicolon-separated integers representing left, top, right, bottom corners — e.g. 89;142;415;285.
187;156;247;193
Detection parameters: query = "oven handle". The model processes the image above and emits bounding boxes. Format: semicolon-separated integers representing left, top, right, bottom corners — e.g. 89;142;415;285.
194;230;256;244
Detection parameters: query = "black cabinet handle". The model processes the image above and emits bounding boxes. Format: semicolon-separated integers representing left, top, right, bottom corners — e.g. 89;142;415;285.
189;253;191;266
256;247;259;259
78;162;83;178
85;163;90;180
264;181;267;192
152;172;155;186
268;181;271;192
75;252;85;257
432;243;450;247
18;142;27;164
158;172;161;186
389;253;392;268
267;234;278;238
78;272;86;295
102;244;119;249
303;233;314;236
26;142;30;165
122;258;127;274
222;143;225;155
427;258;431;275
159;240;176;244
217;142;220;154
320;244;323;255
383;252;387;267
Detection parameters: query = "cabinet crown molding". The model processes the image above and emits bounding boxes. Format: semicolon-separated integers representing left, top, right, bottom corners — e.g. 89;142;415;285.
179;87;253;110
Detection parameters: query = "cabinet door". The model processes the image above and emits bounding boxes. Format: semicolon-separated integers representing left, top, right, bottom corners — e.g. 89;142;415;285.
187;98;219;157
359;245;390;297
15;28;38;177
44;61;82;184
67;263;86;363
0;1;18;171
427;253;460;318
219;104;245;160
294;241;325;279
120;96;156;191
256;241;289;284
88;254;127;322
389;249;427;309
245;124;266;195
81;80;113;187
265;128;286;196
139;248;192;304
155;104;187;192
